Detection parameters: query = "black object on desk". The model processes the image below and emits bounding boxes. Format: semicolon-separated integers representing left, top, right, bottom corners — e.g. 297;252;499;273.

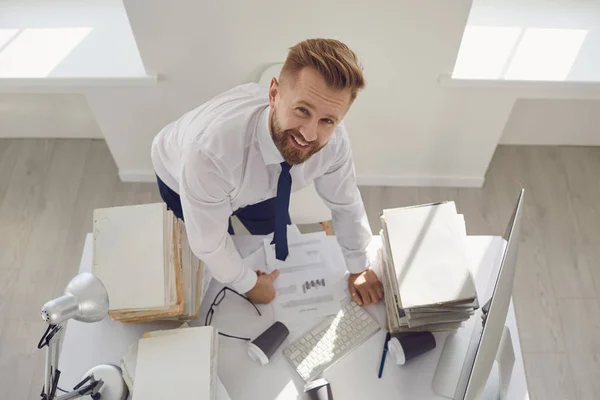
305;378;333;400
247;321;290;366
389;331;436;365
378;331;391;378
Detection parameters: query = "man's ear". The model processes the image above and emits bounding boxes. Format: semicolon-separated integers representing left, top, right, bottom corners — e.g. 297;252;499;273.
269;77;279;107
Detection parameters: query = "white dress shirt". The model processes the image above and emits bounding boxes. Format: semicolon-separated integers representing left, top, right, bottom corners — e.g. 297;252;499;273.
151;83;372;293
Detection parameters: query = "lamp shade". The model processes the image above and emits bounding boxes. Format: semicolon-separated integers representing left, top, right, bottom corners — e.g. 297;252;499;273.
41;272;109;325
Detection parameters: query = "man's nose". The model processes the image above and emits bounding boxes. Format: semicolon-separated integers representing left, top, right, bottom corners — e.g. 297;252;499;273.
299;119;318;142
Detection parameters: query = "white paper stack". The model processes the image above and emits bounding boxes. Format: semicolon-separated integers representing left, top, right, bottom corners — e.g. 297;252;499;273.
380;202;478;333
92;203;211;323
121;322;191;391
131;326;219;400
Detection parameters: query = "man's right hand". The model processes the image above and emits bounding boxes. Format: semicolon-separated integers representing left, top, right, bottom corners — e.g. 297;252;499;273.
245;270;280;304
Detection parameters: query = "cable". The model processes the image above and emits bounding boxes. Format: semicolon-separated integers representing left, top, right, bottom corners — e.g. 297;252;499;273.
56;386;68;393
37;325;61;349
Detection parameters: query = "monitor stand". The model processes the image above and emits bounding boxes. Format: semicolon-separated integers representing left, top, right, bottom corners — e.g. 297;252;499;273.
432;316;481;399
432;324;514;400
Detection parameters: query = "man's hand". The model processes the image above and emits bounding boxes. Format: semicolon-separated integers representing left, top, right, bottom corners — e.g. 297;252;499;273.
245;270;280;304
348;268;383;305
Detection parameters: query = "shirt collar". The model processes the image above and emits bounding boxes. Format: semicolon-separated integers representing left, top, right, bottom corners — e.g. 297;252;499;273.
257;106;284;165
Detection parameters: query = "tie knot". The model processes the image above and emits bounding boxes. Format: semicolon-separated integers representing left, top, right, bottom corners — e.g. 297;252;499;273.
280;161;292;173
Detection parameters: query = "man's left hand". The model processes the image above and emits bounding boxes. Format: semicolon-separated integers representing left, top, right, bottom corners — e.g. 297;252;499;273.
348;268;383;305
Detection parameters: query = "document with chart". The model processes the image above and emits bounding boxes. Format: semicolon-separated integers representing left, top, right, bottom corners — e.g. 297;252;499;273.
263;232;348;323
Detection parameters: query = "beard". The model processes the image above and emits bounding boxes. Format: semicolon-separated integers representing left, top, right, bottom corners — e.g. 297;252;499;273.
270;110;325;165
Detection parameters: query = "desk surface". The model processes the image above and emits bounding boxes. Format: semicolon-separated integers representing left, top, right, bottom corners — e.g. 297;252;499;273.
59;232;529;400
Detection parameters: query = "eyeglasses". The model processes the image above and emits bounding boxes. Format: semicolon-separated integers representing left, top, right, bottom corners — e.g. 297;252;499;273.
205;287;262;341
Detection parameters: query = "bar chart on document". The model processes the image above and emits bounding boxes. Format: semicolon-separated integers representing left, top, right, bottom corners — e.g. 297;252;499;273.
263;231;348;323
302;278;327;293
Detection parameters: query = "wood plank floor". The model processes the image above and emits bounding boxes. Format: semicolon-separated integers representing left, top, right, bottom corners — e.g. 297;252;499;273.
0;139;598;399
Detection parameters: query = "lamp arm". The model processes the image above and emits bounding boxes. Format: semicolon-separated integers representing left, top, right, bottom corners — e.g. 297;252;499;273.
42;323;64;399
41;323;104;400
55;377;104;400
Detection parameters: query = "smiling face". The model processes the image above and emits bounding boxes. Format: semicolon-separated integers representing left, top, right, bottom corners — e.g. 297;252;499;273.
268;67;352;165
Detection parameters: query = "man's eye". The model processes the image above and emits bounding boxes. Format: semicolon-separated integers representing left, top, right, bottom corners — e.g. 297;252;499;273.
323;119;334;125
298;107;309;114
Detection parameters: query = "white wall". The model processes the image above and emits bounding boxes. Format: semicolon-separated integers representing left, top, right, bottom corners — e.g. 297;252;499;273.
463;0;600;146
0;93;102;138
85;0;522;186
501;99;600;145
0;0;147;139
466;0;600;82
4;0;596;179
0;0;146;78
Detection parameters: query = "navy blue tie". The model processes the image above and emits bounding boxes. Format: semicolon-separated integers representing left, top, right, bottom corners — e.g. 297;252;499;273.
272;161;292;261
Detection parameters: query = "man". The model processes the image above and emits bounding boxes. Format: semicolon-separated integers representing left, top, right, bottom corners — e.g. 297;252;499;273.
152;38;383;306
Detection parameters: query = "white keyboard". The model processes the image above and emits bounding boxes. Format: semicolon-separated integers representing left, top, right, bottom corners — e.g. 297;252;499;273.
283;300;381;382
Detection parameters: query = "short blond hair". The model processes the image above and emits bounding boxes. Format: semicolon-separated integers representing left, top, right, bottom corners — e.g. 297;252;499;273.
281;38;365;102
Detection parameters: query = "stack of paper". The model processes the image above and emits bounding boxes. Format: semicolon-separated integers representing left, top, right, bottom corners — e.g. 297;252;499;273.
380;202;478;333
121;322;191;391
92;203;211;323
121;324;230;399
130;326;218;400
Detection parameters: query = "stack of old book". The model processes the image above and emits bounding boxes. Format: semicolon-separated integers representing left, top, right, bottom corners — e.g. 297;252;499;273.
380;202;479;333
125;325;219;400
120;324;230;399
92;203;211;323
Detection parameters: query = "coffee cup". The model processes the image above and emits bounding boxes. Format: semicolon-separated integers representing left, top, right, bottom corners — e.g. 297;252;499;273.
247;321;289;365
388;331;436;365
304;378;333;400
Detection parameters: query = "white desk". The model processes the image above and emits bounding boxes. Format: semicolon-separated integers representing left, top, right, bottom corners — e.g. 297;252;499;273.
59;233;529;400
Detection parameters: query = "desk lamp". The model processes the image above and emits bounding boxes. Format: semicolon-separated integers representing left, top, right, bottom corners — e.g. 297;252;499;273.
38;272;128;400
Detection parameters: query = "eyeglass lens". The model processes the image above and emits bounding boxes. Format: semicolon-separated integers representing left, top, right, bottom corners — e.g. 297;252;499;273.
214;288;226;306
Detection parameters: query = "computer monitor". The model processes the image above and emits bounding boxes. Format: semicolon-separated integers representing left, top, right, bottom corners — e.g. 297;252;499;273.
432;189;524;400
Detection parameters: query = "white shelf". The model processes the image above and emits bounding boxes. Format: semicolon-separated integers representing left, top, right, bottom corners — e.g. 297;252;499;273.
437;74;600;99
0;75;159;93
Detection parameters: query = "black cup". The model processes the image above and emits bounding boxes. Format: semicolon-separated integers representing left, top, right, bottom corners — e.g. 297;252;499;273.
304;379;333;400
389;331;436;365
247;321;289;365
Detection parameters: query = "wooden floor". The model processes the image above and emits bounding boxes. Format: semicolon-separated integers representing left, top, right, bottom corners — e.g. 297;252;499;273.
0;139;598;399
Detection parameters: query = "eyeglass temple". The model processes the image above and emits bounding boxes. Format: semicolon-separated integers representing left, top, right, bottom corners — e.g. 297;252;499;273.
219;332;251;341
227;288;262;316
239;293;261;316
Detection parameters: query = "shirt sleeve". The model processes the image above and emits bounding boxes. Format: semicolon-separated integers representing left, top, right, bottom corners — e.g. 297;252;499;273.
313;128;372;274
179;143;257;293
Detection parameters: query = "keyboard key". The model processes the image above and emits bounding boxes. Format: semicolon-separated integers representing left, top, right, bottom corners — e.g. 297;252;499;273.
288;350;301;359
311;325;326;336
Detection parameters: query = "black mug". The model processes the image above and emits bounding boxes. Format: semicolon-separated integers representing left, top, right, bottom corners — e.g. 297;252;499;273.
388;331;436;365
247;321;289;365
304;379;333;400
